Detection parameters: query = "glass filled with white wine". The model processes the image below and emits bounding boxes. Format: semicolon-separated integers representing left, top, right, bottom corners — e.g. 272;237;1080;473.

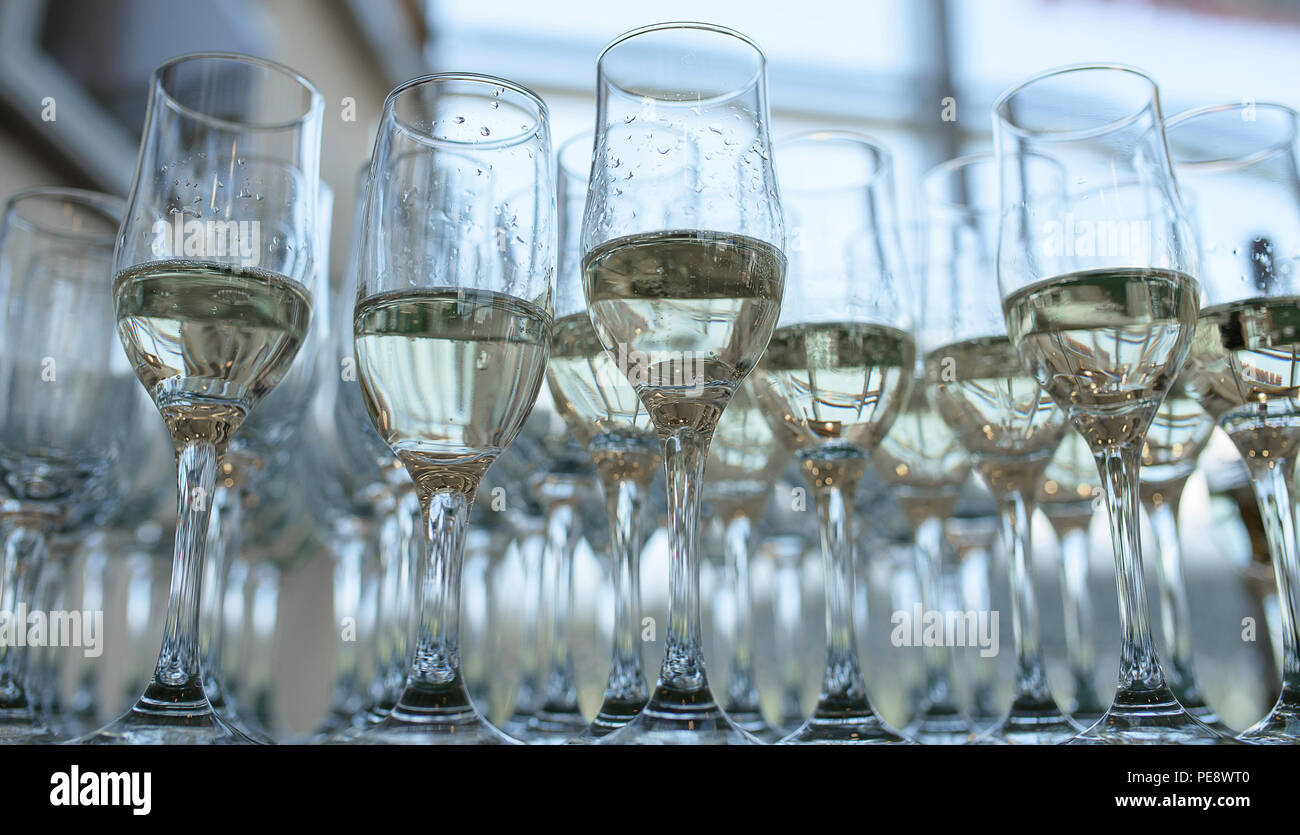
753;132;914;744
1168;101;1300;743
581;22;785;745
81;54;323;744
923;152;1075;744
347;73;555;745
994;64;1232;743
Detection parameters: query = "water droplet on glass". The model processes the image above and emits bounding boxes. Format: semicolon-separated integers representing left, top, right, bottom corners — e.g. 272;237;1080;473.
480;127;491;137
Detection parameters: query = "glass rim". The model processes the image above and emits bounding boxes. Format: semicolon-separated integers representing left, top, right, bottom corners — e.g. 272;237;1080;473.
596;21;766;106
994;63;1161;142
383;72;550;151
1165;101;1299;171
4;187;124;246
152;51;324;132
777;129;892;194
922;150;1064;214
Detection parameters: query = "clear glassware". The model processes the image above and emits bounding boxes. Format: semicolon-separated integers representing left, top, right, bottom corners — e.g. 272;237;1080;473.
547;132;658;742
1037;430;1108;724
346;72;554;744
753;132;913;744
0;188;138;743
581;22;785;744
922;151;1076;744
994;64;1232;743
945;511;1002;730
77;53;323;745
1168;101;1300;743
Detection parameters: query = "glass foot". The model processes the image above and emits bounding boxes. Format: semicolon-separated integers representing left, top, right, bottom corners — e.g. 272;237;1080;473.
517;702;588;744
905;703;976;745
342;682;520;745
780;700;912;744
0;708;62;744
568;697;644;743
723;706;783;743
1067;686;1240;744
74;684;259;744
1237;694;1300;743
594;684;759;745
972;695;1080;745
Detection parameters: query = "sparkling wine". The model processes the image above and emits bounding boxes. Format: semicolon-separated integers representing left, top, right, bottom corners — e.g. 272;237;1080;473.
1003;267;1199;449
113;260;312;449
927;335;1067;495
547;311;659;485
754;321;915;457
1184;296;1300;460
353;287;551;493
583;229;785;432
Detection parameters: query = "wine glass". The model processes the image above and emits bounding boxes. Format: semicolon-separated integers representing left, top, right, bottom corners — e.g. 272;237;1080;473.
0;188;138;743
547;132;658;741
78;53;323;745
994;64;1232;743
944;511;1002;729
703;378;792;742
581;22;785;745
922;151;1076;744
348;72;554;744
753;132;914;744
1169;101;1300;743
1037;431;1108;724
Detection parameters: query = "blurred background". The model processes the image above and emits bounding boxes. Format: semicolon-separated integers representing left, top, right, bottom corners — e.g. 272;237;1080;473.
0;0;1295;737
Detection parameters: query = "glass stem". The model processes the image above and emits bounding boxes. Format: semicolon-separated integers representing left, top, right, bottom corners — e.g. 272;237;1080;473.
999;489;1054;706
1094;443;1165;693
0;521;50;710
602;477;647;707
539;498;580;712
1143;483;1201;698
723;512;759;711
807;452;869;713
915;515;957;710
202;482;241;708
329;517;369;716
1243;455;1300;704
408;489;471;689
774;551;805;723
150;440;219;700
658;426;711;696
1057;525;1101;712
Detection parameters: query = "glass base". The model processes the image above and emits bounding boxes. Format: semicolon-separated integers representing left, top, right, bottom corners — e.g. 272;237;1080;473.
594;684;759;745
905;703;976;745
1067;686;1240;744
568;698;644;744
517;702;588;744
1238;695;1300;743
724;706;783;743
74;684;259;744
780;701;912;744
971;695;1080;745
342;681;520;745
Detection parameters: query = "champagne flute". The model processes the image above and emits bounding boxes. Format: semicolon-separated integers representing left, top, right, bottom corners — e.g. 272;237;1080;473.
348;73;554;744
994;64;1231;743
80;53;323;744
923;152;1076;744
547;132;658;741
1169;101;1300;743
581;22;785;745
0;188;138;743
754;132;914;744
